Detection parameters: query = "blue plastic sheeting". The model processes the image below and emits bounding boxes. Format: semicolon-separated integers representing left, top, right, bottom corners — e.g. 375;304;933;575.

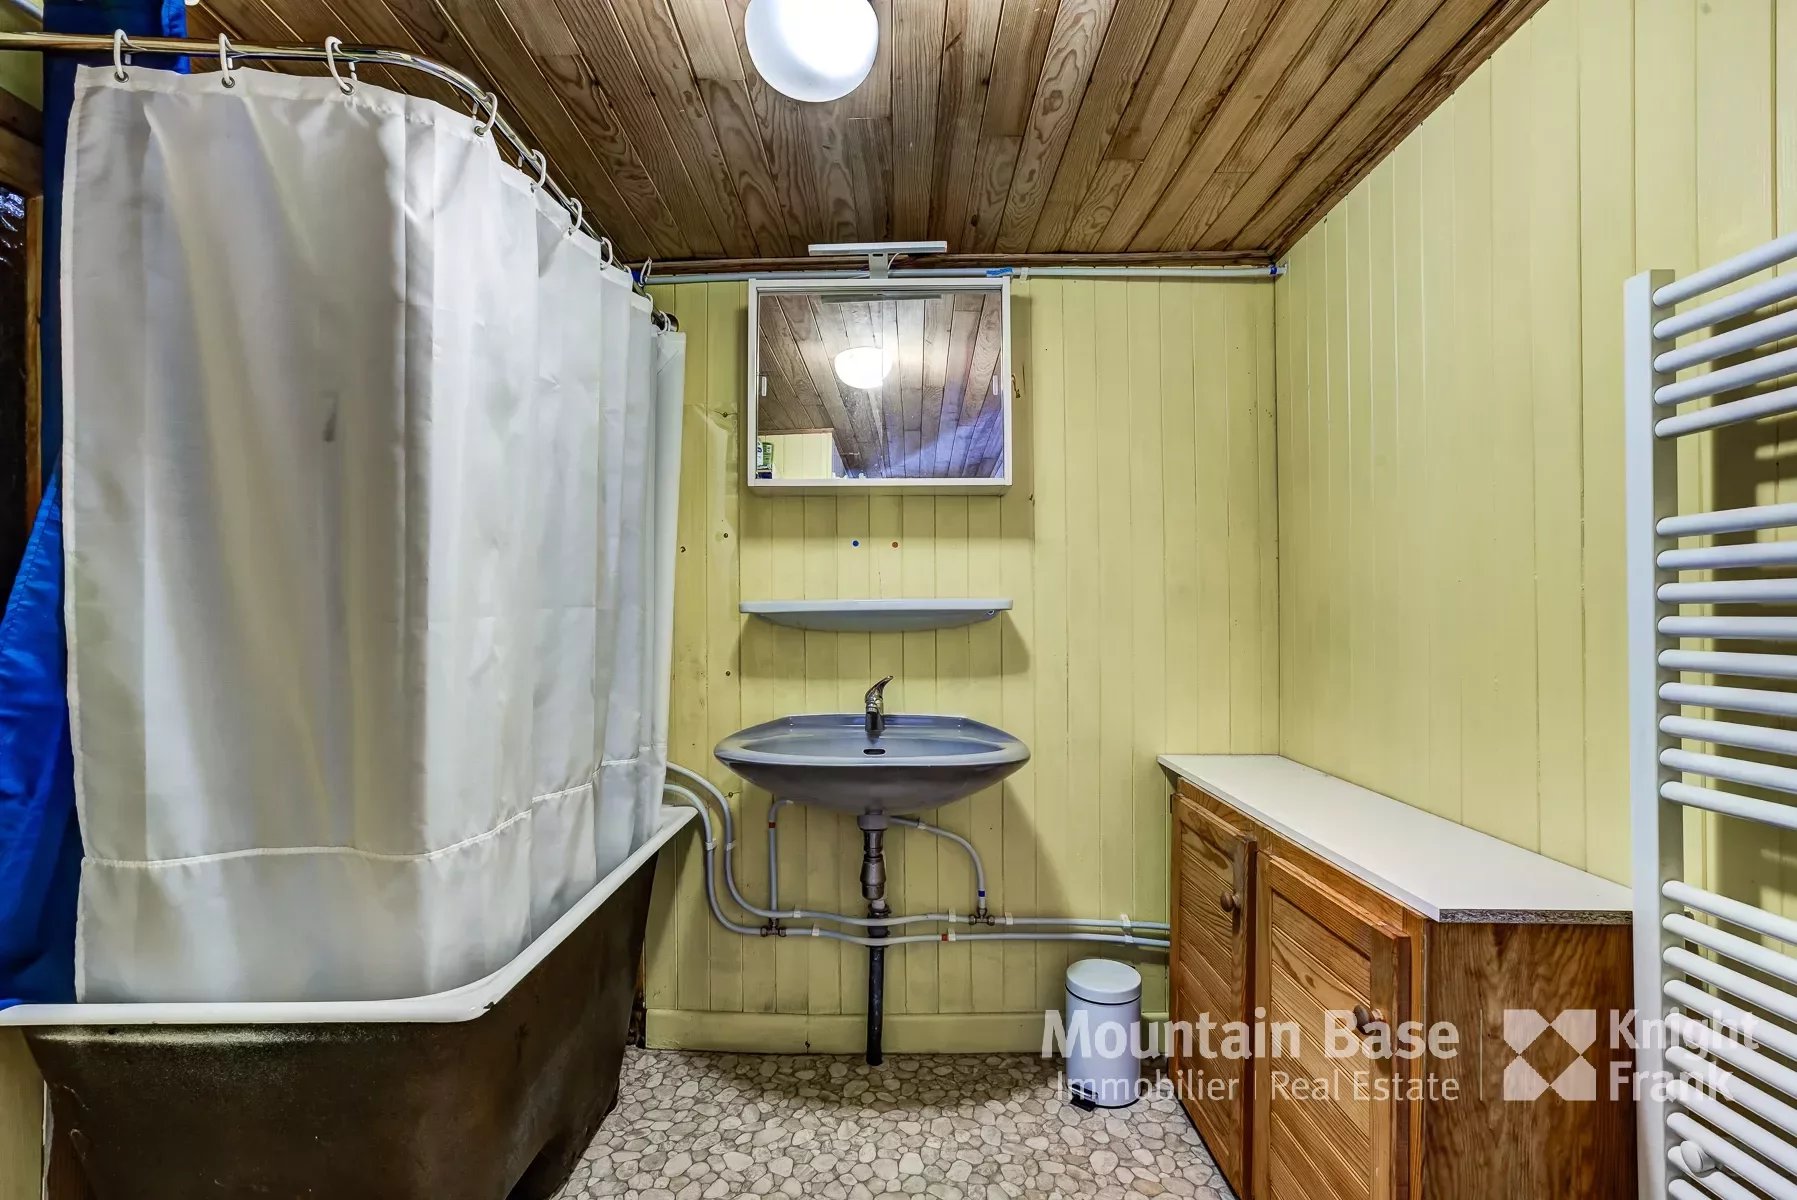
0;473;79;1006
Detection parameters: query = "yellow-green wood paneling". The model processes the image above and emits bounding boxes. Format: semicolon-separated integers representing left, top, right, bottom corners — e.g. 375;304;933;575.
644;278;1279;1048
1274;0;1797;891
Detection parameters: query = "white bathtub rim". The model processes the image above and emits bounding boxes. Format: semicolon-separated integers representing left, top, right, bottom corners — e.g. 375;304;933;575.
0;805;695;1028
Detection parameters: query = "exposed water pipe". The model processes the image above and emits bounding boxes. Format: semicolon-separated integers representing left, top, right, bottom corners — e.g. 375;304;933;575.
771;797;989;914
665;785;1168;954
651;263;1281;285
664;764;1168;936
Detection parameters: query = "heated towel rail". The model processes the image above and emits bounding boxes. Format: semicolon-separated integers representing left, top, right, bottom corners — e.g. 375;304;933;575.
1630;235;1797;1200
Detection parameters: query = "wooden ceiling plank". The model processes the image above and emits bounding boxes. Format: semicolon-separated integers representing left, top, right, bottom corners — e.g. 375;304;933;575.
892;0;947;237
928;0;1003;247
531;0;725;258
952;294;1004;473
759;296;824;416
841;0;894;119
783;295;874;470
992;0;1116;252
1193;0;1447;247
864;302;904;472
934;293;982;474
1027;0;1175;250
1241;0;1512;249
1128;0;1385;251
981;0;1058;138
1090;0;1278;252
222;0;417;95
597;0;760;257
304;0;467;104
1107;0;1230;162
812;110;865;242
722;0;833;246
1157;0;1397;249
383;0;666;257
920;295;950;476
663;0;744;81
820;298;892;472
963;136;1021;252
480;0;686;257
674;0;794;254
848;115;893;240
899;297;926;433
1063;157;1136;248
696;76;796;254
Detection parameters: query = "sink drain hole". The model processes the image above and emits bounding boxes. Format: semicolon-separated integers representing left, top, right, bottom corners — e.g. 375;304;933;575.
863;747;886;756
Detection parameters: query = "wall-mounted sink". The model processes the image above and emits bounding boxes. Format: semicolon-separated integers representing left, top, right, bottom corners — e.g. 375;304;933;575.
715;714;1029;816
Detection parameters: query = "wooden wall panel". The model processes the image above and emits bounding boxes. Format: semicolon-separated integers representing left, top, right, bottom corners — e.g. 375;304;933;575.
1274;0;1797;895
0;1030;39;1200
643;277;1277;1050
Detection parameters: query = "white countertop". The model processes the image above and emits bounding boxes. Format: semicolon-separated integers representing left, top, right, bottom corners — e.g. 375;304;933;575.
1158;755;1632;924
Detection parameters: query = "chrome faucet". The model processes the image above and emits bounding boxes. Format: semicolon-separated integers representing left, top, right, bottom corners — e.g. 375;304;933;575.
864;675;894;738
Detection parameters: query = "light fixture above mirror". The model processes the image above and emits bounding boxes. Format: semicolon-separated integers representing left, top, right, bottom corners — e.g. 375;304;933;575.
832;346;891;390
744;0;879;103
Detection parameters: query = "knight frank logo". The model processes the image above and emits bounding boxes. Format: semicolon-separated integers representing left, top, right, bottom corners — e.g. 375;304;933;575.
1503;1009;1598;1102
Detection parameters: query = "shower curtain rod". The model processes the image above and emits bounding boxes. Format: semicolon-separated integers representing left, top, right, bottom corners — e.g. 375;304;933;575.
0;28;604;250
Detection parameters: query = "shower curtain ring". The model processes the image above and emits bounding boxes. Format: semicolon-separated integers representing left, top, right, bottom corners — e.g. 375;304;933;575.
565;199;582;238
598;237;615;267
471;90;498;137
325;37;353;94
527;149;548;192
217;34;238;87
112;30;134;81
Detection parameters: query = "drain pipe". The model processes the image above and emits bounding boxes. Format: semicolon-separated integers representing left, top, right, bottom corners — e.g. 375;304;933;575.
861;816;890;1066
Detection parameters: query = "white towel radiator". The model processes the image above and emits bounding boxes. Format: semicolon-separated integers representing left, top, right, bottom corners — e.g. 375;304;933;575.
1629;235;1797;1200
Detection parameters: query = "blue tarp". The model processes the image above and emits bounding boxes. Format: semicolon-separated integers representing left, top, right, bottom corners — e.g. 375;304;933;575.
0;472;79;1006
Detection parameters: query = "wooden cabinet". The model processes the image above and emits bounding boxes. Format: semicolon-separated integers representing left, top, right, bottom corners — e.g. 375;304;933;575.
1169;795;1254;1196
1254;854;1412;1200
1165;770;1635;1200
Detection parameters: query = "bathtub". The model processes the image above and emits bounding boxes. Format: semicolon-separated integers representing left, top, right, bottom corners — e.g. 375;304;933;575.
0;805;695;1200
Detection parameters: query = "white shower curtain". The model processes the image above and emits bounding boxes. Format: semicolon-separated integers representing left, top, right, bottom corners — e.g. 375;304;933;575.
59;65;685;1003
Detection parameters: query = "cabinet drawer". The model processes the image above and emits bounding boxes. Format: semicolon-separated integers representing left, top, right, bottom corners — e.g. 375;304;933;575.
1253;853;1413;1200
1170;794;1254;1197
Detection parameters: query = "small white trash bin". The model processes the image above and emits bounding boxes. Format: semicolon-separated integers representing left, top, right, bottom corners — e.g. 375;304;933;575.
1063;958;1142;1108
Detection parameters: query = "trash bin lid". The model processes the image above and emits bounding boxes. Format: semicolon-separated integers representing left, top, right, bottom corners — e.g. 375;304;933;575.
1065;958;1142;1005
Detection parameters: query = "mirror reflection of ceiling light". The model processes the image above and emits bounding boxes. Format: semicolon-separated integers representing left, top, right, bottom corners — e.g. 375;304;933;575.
744;0;879;103
833;346;890;390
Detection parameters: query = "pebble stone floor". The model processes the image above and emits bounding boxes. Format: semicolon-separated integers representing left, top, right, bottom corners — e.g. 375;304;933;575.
553;1049;1235;1200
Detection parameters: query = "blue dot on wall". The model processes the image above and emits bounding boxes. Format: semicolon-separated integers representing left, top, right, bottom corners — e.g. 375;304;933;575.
851;539;860;547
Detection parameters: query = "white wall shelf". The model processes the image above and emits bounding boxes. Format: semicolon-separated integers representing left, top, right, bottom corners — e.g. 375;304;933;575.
739;599;1011;632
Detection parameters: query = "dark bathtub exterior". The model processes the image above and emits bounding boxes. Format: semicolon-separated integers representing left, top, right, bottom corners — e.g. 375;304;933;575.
25;856;657;1200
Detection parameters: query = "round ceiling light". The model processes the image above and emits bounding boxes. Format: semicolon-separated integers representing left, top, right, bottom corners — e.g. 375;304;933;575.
744;0;880;103
833;346;890;390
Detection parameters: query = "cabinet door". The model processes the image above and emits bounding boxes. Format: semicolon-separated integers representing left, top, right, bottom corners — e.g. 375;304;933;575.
1253;854;1413;1200
1170;792;1254;1197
